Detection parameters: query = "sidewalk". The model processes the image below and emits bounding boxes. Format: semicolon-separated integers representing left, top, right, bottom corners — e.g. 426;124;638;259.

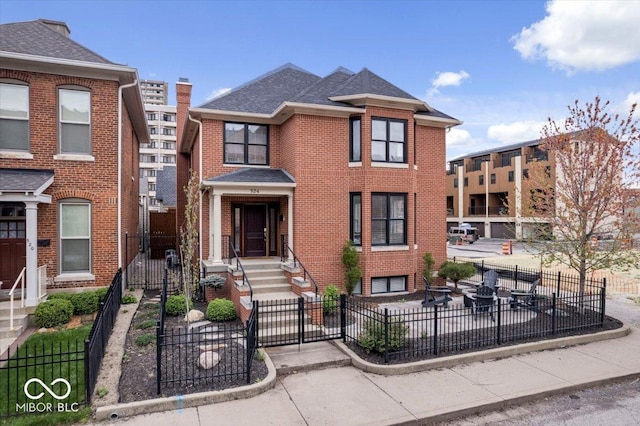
94;325;640;425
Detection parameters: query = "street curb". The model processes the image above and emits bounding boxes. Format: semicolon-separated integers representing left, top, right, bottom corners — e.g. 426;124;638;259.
332;325;631;375
93;347;277;421
395;372;640;425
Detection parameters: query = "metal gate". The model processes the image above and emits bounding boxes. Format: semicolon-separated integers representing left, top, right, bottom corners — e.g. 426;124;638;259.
124;233;179;290
257;295;344;347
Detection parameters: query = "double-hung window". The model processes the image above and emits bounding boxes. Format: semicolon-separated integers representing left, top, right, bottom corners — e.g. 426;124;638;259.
371;118;406;163
224;122;268;165
59;88;91;154
372;193;407;245
350;117;361;162
372;276;407;294
0;82;29;151
350;193;361;245
60;201;91;273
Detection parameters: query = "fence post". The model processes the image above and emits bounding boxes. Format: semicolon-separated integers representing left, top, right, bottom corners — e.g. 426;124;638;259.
600;286;606;327
551;293;557;335
514;265;518;290
298;297;304;344
84;339;91;405
556;272;561;297
481;260;485;281
125;232;129;291
384;308;389;364
156;322;162;395
496;299;501;345
340;294;346;341
433;304;438;356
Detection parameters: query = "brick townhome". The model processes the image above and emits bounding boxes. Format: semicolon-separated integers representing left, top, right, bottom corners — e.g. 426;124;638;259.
177;64;460;298
0;19;148;308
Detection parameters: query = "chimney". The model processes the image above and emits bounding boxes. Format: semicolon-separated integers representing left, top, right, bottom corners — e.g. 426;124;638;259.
38;19;71;37
175;78;193;236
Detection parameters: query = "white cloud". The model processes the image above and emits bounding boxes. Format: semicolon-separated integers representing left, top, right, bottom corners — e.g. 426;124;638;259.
511;0;640;73
487;120;547;144
427;71;470;97
620;92;640;117
446;128;478;148
206;87;231;101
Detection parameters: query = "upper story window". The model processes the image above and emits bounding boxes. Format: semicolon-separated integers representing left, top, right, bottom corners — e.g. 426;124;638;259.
371;118;406;163
162;113;176;122
0;82;29;151
162;127;176;136
372;193;406;245
59;88;91;154
224;122;268;165
350;117;361;162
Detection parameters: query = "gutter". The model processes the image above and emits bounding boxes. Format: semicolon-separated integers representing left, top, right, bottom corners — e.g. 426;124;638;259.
188;114;203;265
118;79;138;271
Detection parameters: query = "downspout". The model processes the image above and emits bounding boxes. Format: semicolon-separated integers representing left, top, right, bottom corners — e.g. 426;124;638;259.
118;79;138;270
188;114;203;265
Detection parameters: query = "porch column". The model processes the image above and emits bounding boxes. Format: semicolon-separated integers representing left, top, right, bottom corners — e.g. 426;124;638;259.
24;201;39;307
212;193;222;263
287;193;293;262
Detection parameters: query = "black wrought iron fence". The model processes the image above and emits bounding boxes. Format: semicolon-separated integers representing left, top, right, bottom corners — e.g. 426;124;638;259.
85;268;122;403
1;268;123;418
125;233;179;290
343;281;605;364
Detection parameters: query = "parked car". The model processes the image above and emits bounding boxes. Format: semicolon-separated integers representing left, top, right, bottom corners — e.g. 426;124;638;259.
448;224;479;244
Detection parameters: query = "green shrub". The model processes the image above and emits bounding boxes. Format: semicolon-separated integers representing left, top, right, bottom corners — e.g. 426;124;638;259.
48;292;73;302
206;298;237;322
358;313;408;354
165;294;193;316
342;240;362;295
94;287;109;302
135;334;155;346
34;299;74;328
70;291;99;315
323;285;341;314
438;261;476;291
136;319;156;330
121;294;138;304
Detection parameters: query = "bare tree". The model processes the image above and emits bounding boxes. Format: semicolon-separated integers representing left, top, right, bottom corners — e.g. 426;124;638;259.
525;97;640;302
179;169;200;306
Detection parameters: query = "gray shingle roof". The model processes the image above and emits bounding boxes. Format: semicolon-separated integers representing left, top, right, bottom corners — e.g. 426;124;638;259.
449;138;542;162
198;64;321;113
0;19;113;64
196;64;457;120
0;168;54;192
205;168;295;184
156;166;177;207
330;68;418;100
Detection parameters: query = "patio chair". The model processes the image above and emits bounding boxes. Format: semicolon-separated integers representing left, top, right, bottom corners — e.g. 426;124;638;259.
509;279;540;311
422;276;453;308
470;285;496;321
463;269;499;307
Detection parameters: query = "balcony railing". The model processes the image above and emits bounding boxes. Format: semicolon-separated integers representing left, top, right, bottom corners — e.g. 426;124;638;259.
526;152;549;163
468;205;510;216
465;163;484;173
493;157;513;168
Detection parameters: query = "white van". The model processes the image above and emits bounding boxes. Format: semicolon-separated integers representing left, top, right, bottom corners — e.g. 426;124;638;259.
448;224;479;244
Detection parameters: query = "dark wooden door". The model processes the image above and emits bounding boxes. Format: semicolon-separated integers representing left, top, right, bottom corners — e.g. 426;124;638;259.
244;205;266;257
0;220;26;289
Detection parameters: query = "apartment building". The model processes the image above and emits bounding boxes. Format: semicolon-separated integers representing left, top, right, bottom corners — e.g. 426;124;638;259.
176;64;460;298
446;139;554;240
0;19;148;306
140;103;177;211
140;79;168;105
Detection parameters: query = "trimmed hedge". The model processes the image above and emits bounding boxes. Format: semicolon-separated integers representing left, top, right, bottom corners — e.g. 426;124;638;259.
34;299;74;328
206;298;237;322
70;291;99;315
48;292;73;302
94;287;109;303
165;295;193;316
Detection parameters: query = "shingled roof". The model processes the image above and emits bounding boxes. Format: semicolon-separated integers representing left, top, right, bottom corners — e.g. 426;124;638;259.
204;168;295;185
196;63;459;124
0;168;54;193
0;19;113;64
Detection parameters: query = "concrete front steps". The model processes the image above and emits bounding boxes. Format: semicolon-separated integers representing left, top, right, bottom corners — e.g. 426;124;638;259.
232;258;321;346
0;302;34;355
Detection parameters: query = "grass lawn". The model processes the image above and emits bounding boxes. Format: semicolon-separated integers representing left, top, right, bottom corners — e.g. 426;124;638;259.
0;325;92;425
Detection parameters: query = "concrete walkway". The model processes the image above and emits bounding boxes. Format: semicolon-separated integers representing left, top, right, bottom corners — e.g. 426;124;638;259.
94;323;640;425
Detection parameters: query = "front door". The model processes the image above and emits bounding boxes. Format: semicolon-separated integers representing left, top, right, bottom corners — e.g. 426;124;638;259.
0;204;26;289
244;205;267;257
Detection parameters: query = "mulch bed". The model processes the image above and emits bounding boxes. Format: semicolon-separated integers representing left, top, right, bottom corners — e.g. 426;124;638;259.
118;291;268;403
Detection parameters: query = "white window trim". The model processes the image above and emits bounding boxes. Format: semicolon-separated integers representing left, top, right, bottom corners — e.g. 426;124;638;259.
371;162;409;169
53;154;95;162
59;88;91;155
0;82;30;152
54;273;96;283
1;151;34;159
371;245;409;252
59;201;92;275
348;162;362;168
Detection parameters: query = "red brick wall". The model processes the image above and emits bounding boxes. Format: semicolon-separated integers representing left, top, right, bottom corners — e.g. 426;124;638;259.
0;69;141;287
179;100;448;296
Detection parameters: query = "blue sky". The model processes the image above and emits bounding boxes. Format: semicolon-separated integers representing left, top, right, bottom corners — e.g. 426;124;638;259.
2;0;639;160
